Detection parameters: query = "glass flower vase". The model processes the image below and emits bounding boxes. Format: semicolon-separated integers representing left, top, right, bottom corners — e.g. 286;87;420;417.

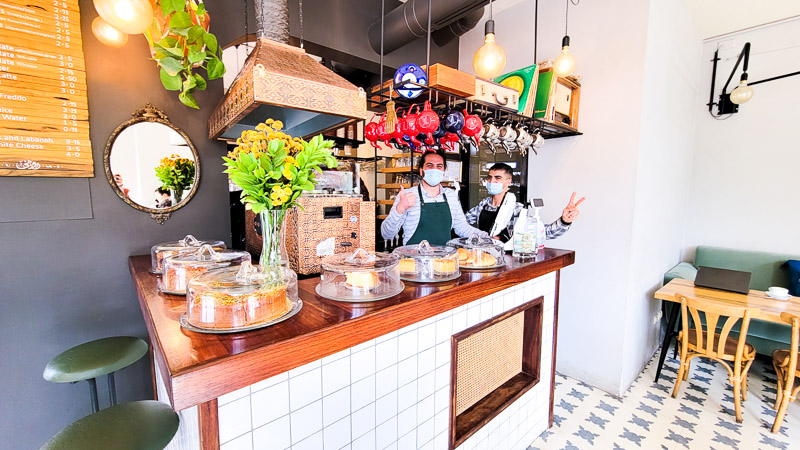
171;188;184;204
258;209;299;302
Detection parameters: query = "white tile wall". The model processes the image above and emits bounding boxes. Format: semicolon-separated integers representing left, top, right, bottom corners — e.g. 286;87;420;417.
210;274;558;450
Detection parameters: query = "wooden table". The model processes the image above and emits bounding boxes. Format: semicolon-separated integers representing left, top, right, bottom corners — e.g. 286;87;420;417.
653;278;800;381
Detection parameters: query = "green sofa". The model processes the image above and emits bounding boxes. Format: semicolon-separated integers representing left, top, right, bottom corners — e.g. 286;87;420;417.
664;245;799;356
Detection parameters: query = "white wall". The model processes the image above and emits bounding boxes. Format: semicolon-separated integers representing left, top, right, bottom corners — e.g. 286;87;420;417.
684;18;800;258
460;0;650;395
459;0;702;395
622;0;702;390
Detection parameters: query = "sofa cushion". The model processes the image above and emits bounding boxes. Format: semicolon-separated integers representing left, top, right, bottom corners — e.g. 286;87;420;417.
664;262;697;286
787;260;800;297
695;246;799;291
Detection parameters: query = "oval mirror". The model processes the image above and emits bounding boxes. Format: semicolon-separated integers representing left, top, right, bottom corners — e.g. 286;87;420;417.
104;104;200;223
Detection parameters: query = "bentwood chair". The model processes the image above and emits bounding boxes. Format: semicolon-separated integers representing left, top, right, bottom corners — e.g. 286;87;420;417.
772;312;800;433
671;294;759;423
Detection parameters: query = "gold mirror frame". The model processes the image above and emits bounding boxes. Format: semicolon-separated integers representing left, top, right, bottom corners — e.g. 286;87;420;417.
103;104;201;224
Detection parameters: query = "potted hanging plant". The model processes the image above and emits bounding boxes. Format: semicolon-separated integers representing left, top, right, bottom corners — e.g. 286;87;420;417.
223;120;337;268
145;0;225;108
155;154;195;203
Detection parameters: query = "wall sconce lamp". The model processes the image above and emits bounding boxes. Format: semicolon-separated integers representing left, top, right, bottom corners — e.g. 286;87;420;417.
709;42;800;116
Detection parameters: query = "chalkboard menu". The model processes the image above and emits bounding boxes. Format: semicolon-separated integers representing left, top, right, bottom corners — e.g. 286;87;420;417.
0;0;93;177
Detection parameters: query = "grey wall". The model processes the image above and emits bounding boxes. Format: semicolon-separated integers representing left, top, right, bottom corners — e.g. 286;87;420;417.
0;1;230;447
0;1;460;447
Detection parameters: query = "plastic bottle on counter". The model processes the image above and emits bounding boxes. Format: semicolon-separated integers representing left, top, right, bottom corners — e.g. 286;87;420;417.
513;204;537;258
533;204;545;252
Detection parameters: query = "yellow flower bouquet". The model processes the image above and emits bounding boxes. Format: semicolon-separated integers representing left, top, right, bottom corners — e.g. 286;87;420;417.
223;119;337;267
155;154;195;203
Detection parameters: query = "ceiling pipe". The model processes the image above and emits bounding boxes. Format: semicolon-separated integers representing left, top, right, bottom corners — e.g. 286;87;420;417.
432;7;485;47
368;0;488;54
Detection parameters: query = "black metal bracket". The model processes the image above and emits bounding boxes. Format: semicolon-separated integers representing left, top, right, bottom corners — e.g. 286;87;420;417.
708;42;750;116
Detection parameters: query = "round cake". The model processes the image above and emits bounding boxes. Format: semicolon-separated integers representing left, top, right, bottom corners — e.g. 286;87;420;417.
162;264;208;294
433;258;457;275
187;284;290;329
398;258;416;274
345;271;380;291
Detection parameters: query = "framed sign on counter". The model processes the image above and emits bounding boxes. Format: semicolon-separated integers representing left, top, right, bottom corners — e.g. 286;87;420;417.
0;0;94;177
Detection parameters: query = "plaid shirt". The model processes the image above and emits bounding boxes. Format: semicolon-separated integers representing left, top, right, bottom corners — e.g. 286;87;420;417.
465;197;571;241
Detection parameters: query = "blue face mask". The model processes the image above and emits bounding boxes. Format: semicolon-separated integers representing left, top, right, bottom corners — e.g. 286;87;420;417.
423;169;444;186
486;182;504;195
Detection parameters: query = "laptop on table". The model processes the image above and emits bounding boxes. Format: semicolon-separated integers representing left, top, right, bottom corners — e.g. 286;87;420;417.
693;266;752;295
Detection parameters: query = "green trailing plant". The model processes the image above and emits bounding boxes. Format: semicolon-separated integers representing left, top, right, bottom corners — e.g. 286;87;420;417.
145;0;225;109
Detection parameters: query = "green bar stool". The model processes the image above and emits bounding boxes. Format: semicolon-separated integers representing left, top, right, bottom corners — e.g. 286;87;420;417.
43;336;149;412
40;400;179;450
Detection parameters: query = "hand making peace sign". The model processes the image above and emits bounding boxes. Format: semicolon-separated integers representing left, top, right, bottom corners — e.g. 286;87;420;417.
561;192;585;224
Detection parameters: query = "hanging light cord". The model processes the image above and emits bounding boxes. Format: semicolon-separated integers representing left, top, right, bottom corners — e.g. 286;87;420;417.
490;0;493;20
565;0;579;36
299;0;304;49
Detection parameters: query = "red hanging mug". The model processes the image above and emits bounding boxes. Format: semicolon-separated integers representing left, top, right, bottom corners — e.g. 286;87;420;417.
365;114;381;150
462;109;483;145
400;105;422;148
416;101;440;145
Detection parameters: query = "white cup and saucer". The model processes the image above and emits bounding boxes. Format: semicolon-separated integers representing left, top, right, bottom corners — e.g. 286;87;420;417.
765;286;791;300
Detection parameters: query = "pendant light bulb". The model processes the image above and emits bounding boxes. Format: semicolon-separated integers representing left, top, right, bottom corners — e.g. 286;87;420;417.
93;0;153;35
91;17;129;47
553;36;576;77
729;76;754;105
473;19;506;79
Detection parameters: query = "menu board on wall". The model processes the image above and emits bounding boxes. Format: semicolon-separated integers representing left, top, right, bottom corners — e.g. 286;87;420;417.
0;0;93;177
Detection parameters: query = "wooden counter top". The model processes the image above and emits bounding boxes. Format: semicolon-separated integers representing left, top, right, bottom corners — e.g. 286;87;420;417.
130;248;574;410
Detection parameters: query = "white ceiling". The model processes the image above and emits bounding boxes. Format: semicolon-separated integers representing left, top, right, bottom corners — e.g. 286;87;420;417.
683;0;800;39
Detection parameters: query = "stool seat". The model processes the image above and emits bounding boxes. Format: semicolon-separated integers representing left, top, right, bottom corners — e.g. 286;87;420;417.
41;400;179;450
43;336;148;383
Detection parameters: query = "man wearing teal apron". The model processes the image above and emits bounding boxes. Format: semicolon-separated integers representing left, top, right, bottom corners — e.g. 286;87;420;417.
381;151;487;246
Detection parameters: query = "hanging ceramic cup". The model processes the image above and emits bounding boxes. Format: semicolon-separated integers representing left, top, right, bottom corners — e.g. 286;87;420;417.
400;105;423;148
444;109;465;134
365;114;381;150
462;110;483;145
498;121;518;143
416;101;440;145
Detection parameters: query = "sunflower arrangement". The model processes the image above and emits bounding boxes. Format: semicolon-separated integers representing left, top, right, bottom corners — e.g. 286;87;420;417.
223;119;337;213
155;154;195;199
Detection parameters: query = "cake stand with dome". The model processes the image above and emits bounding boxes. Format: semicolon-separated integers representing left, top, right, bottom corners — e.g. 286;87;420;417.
159;245;251;295
181;261;302;333
392;240;460;283
316;248;404;302
447;233;506;270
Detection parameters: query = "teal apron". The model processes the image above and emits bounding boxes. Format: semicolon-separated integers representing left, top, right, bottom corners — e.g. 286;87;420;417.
406;185;453;246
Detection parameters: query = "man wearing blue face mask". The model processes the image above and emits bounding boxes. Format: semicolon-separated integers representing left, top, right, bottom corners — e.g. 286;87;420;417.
465;163;584;243
381;150;487;246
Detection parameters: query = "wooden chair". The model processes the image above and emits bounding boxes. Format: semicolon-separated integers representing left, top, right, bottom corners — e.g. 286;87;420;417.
671;294;758;423
772;312;800;433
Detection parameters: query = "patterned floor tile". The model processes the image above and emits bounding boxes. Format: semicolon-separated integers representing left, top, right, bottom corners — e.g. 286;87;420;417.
530;353;800;449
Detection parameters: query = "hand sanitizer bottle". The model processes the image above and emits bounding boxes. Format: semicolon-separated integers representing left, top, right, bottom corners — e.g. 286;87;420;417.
513;204;537;258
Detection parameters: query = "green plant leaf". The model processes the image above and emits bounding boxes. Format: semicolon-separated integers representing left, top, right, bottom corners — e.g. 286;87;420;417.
169;11;193;29
187;25;205;43
160;68;182;91
193;73;207;91
179;90;200;109
171;27;190;37
203;32;218;54
188;48;205;64
183;74;197;91
160;0;183;15
206;55;225;79
196;3;206;17
158;36;179;48
158;57;184;76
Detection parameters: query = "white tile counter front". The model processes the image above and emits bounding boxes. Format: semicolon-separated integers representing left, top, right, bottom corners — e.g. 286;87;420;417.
156;272;558;450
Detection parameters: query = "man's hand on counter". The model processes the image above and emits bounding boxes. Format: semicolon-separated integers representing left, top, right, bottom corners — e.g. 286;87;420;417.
561;192;585;224
395;186;417;214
